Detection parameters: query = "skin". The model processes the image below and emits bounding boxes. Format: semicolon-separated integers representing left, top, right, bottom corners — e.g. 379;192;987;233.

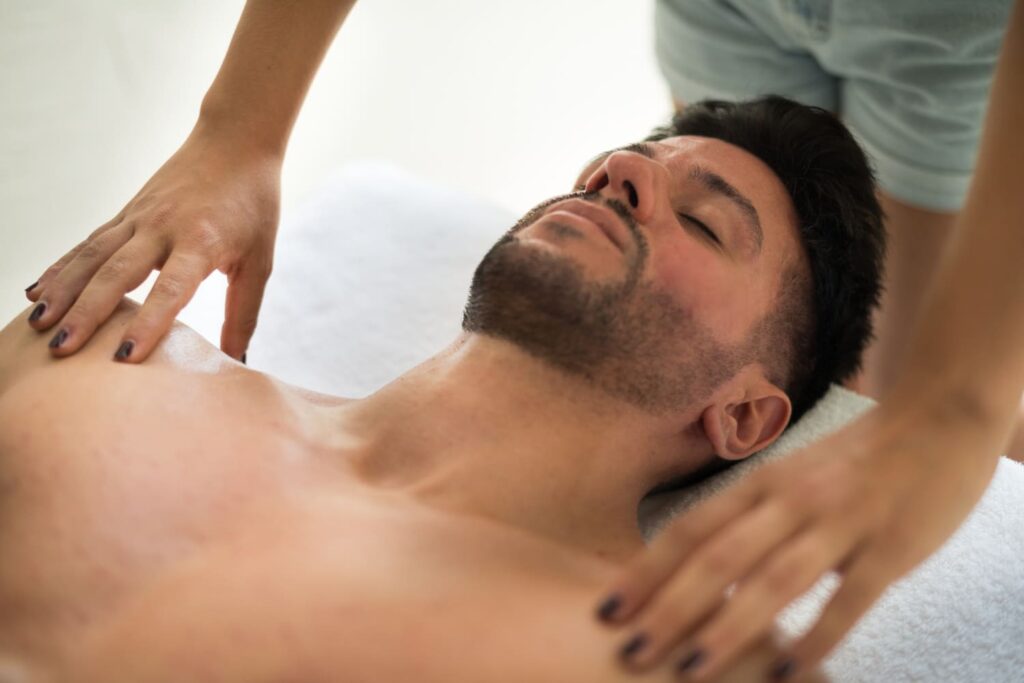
0;136;825;681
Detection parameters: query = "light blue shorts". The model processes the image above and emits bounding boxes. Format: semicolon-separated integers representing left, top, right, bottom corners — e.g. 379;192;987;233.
655;0;1013;212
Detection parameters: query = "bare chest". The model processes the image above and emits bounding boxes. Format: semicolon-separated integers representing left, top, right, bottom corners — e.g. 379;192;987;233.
0;364;342;661
63;495;615;683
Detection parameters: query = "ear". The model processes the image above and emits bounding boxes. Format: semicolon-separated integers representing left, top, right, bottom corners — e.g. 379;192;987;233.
699;378;792;461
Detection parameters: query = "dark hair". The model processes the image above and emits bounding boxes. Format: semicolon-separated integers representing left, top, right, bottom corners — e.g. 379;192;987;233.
646;96;886;426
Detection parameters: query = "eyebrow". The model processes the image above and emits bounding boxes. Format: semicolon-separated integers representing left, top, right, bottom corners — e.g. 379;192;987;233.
688;165;764;254
580;143;765;255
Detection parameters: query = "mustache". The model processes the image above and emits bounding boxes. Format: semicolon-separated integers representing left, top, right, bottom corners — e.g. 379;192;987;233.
507;191;639;241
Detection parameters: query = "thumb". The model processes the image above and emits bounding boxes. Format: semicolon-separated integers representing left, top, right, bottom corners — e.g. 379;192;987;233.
221;260;271;361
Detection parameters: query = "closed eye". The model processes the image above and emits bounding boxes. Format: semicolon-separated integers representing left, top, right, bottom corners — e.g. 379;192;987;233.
678;213;721;245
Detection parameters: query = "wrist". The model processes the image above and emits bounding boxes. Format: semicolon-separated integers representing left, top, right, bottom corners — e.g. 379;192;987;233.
880;376;1018;455
194;96;290;164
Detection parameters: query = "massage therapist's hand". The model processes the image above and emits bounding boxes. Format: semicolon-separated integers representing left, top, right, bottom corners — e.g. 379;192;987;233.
25;123;281;362
594;395;1002;681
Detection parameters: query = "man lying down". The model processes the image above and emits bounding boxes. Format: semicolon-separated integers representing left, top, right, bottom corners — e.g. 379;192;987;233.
0;97;884;682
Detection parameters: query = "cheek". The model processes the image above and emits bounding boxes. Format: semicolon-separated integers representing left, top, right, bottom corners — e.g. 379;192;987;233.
649;248;751;343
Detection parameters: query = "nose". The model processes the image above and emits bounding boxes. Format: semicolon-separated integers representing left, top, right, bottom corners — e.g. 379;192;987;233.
582;150;665;225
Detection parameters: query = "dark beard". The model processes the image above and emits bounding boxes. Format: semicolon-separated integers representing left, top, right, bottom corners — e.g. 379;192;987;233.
461;193;746;415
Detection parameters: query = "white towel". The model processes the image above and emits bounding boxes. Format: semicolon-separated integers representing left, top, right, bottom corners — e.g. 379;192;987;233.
197;162;1023;683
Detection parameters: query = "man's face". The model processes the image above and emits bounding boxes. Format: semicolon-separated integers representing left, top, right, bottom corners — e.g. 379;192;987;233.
462;135;803;416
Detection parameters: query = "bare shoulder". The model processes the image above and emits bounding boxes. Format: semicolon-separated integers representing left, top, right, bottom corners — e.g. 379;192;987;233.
0;298;237;394
0;299;134;389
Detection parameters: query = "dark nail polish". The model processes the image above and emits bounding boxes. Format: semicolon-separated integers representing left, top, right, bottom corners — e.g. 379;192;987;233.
596;593;622;621
770;658;796;680
28;303;46;322
676;648;705;674
48;328;68;349
241;352;247;365
619;633;648;661
114;341;134;361
25;281;39;292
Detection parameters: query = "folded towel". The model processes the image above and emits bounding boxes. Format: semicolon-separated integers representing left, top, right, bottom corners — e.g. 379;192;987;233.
637;385;877;534
185;162;1023;682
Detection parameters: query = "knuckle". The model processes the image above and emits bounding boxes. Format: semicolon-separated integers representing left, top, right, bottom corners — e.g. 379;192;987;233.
778;489;811;519
189;220;223;252
152;274;187;302
87;220;116;240
95;256;131;283
77;240;106;263
699;544;735;577
761;562;797;593
148;203;177;231
39;264;63;285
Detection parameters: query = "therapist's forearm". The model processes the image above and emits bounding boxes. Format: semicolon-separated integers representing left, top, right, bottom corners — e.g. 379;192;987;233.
885;0;1024;435
195;0;358;158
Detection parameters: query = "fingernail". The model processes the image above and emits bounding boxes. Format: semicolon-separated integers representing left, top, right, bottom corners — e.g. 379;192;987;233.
28;303;46;322
770;657;796;680
619;632;648;661
676;647;705;674
241;352;247;365
25;281;38;292
596;593;622;621
114;340;134;361
48;328;68;349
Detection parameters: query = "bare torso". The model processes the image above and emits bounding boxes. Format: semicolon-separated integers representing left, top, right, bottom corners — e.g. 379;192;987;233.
0;301;810;682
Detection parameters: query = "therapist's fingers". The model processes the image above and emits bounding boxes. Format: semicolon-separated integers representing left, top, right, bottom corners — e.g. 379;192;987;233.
594;475;763;624
45;237;165;357
774;545;892;680
613;500;803;670
664;523;850;681
113;251;211;363
26;214;126;304
220;257;273;362
28;222;136;331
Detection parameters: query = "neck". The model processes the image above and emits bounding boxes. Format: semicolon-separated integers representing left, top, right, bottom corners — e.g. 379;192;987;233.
331;332;713;563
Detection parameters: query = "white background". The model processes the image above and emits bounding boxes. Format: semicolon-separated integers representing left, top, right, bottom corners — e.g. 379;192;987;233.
0;0;668;329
